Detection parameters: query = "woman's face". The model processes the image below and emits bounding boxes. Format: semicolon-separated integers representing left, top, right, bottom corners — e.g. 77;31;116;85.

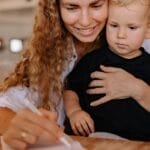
59;0;108;43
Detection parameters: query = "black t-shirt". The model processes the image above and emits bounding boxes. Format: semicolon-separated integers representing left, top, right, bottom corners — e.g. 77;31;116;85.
65;47;150;141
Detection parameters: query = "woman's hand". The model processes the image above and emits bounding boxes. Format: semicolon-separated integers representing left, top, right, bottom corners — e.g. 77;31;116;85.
3;108;63;150
68;110;94;136
87;65;142;106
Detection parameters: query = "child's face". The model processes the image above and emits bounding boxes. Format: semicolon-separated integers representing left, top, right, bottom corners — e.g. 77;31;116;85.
106;1;149;59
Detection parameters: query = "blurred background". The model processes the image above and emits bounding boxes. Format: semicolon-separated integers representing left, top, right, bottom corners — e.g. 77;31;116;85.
0;0;36;82
0;0;149;82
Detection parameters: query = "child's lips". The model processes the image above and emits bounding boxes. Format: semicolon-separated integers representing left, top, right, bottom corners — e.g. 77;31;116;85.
116;43;128;48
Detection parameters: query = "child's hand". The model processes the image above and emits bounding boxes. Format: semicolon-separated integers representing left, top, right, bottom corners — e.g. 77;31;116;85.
69;110;95;136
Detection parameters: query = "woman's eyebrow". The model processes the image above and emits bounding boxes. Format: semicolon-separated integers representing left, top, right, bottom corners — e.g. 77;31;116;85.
90;0;105;4
61;1;78;7
62;0;105;6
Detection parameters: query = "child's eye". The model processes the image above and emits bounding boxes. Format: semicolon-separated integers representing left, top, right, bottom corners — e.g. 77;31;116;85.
129;26;138;30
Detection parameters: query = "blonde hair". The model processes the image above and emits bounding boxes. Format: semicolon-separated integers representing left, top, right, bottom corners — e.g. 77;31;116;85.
109;0;150;20
109;0;149;5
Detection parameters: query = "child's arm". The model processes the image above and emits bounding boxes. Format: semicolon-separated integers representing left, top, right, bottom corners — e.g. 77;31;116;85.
64;90;95;136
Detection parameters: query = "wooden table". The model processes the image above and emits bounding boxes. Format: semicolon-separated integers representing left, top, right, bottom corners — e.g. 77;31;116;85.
0;109;150;150
72;136;150;150
1;136;149;150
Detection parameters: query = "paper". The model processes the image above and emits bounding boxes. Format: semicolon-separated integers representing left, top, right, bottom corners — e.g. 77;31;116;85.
29;141;86;150
89;132;127;140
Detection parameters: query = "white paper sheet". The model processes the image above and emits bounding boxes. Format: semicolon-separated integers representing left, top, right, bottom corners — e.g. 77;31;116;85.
29;142;85;150
89;132;127;140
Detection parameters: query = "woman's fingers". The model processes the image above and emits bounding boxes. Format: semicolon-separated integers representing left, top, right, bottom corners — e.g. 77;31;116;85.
18;109;62;139
39;108;58;122
88;80;105;87
89;65;138;107
87;87;106;94
3;108;63;149
90;95;111;106
90;71;106;79
5;139;27;150
100;65;120;73
3;127;27;150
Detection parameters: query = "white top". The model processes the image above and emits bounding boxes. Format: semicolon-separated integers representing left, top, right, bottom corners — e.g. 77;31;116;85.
0;45;78;126
143;39;150;54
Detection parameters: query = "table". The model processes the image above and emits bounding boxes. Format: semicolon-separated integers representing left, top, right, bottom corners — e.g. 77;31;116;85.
72;136;150;150
1;136;150;150
0;109;150;150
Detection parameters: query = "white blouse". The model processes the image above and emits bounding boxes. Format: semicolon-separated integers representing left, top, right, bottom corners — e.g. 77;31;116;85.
0;46;77;126
143;39;150;54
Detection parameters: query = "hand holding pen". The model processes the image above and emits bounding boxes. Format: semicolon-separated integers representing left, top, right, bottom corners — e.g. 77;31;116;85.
2;88;67;149
24;97;75;148
2;107;64;150
2;88;85;149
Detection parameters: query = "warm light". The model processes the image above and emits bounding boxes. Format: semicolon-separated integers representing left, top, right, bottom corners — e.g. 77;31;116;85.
0;38;4;50
10;39;23;53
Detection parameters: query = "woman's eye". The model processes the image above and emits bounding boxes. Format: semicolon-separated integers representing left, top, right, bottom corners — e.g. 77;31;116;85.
110;24;118;28
66;7;77;10
92;4;103;8
65;5;78;11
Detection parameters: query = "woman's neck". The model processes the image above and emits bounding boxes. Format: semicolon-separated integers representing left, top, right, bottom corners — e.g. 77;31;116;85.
73;39;96;61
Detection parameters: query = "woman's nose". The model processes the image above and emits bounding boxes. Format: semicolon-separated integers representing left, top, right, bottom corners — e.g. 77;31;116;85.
79;10;91;27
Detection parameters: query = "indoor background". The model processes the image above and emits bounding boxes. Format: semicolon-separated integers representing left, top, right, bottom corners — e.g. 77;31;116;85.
0;0;149;82
0;0;36;82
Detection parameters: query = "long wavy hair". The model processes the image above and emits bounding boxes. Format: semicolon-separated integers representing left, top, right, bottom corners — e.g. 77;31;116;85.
0;0;73;109
0;0;106;110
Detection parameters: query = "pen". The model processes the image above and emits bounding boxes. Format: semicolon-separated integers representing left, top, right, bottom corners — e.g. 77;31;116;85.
24;98;73;148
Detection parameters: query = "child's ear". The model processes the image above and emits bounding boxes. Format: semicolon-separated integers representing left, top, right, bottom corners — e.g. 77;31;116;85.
145;23;150;39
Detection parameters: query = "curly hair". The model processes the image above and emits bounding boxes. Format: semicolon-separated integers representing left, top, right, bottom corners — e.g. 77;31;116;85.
0;0;106;110
0;0;73;110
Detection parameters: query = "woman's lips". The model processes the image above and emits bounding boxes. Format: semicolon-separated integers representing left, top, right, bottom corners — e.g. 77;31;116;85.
75;25;98;36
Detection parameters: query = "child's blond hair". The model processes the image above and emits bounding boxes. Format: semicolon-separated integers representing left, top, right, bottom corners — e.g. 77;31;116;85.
109;0;150;22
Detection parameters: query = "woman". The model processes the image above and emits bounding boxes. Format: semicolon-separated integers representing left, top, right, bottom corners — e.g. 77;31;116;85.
0;0;108;149
0;0;149;149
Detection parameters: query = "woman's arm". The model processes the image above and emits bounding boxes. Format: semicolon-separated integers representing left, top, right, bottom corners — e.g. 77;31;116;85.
87;65;150;111
0;108;16;135
2;108;63;149
133;80;150;111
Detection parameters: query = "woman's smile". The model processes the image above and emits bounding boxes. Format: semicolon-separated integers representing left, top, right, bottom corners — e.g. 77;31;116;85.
75;25;99;36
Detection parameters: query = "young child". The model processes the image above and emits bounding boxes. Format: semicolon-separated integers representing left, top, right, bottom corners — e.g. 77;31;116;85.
64;0;150;141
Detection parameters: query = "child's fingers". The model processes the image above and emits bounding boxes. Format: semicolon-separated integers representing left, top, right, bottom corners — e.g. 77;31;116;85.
87;120;95;133
81;121;91;135
75;122;87;136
